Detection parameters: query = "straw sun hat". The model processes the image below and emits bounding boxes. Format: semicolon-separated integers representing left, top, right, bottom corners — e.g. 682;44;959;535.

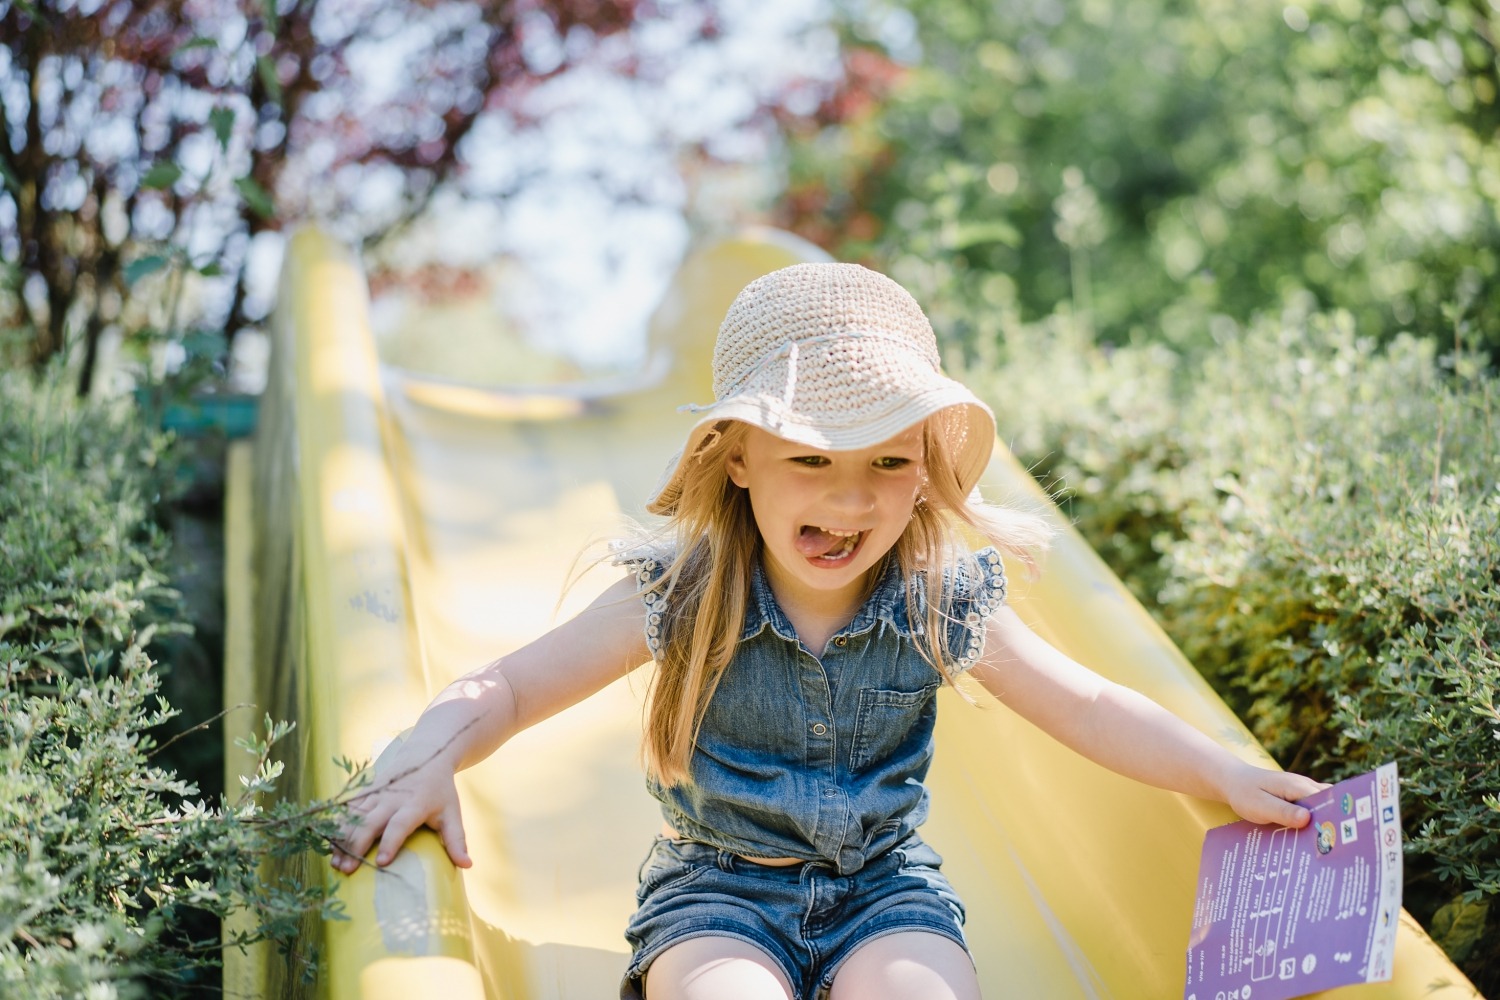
647;262;996;515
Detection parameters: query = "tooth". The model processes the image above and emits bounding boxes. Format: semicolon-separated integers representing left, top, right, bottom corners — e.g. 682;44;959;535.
830;534;857;557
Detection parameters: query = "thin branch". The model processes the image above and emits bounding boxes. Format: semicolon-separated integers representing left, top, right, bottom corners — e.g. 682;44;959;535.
147;702;256;761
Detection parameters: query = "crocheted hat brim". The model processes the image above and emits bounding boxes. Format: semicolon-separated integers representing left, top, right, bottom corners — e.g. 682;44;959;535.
646;373;995;516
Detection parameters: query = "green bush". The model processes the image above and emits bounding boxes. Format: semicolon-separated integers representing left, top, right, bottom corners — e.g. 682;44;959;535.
0;369;352;997
965;310;1500;991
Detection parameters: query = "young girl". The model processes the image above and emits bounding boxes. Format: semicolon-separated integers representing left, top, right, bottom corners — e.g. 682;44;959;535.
332;262;1324;1000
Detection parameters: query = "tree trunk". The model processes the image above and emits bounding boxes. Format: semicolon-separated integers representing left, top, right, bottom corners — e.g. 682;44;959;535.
76;311;103;398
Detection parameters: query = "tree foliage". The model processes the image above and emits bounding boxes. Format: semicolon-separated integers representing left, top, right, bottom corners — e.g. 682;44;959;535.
780;0;1499;358
0;0;660;392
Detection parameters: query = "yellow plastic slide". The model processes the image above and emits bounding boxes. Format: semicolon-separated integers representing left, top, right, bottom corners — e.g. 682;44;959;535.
223;227;1479;999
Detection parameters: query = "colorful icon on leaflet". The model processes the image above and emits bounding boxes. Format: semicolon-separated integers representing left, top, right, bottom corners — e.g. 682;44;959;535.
1316;822;1336;855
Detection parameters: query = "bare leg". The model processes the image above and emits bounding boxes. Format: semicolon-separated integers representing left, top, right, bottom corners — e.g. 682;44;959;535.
645;935;795;1000
829;931;980;1000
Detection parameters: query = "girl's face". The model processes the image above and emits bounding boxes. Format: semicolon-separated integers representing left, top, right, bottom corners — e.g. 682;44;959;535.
725;424;925;613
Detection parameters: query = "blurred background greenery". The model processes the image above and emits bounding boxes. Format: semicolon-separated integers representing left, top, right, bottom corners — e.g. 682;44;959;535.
3;0;1497;994
780;0;1498;359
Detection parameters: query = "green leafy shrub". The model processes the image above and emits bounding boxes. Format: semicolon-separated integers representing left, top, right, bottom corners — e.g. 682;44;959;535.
966;310;1500;991
0;369;353;997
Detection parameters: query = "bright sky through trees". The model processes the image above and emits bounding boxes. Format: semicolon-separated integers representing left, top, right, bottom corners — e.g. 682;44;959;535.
291;0;844;378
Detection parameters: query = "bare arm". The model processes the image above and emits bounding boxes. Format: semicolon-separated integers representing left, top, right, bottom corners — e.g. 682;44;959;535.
331;574;651;872
971;606;1325;828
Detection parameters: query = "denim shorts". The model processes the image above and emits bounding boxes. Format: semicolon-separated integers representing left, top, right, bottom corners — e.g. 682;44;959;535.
620;832;968;1000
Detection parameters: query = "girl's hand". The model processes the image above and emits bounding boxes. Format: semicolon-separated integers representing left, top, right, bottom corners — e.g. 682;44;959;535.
1220;760;1329;829
330;741;472;874
325;574;651;876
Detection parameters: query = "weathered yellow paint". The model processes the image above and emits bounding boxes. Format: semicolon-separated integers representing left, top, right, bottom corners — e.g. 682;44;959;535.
225;226;1479;998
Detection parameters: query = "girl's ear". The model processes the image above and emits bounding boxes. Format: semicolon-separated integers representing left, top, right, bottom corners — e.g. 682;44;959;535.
725;446;749;488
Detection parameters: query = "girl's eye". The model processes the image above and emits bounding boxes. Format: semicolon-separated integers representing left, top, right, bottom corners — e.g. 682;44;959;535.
874;457;911;470
792;455;830;467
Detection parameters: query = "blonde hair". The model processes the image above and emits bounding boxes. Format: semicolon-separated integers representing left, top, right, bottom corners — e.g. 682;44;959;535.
637;416;1052;787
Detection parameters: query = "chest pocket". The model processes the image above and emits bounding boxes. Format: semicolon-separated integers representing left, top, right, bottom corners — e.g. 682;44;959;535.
849;681;940;772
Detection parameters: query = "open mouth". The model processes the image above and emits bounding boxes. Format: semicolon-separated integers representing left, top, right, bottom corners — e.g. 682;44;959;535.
796;525;865;563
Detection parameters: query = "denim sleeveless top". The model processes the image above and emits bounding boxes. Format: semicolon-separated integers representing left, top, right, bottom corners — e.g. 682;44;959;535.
621;545;1007;876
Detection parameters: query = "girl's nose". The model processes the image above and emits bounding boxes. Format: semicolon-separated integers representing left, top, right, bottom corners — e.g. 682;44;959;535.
826;472;877;514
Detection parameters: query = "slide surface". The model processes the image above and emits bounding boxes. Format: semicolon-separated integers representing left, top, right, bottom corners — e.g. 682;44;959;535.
223;227;1478;999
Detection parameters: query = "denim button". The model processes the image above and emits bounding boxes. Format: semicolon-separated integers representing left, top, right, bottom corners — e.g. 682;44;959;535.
811;723;828;736
833;636;848;647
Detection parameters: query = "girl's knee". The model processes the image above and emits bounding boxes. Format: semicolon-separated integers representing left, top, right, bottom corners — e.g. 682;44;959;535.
645;935;795;1000
828;931;979;1000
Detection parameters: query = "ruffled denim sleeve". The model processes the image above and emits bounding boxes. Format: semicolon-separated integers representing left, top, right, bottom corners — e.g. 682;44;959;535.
943;546;1008;675
612;542;672;660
